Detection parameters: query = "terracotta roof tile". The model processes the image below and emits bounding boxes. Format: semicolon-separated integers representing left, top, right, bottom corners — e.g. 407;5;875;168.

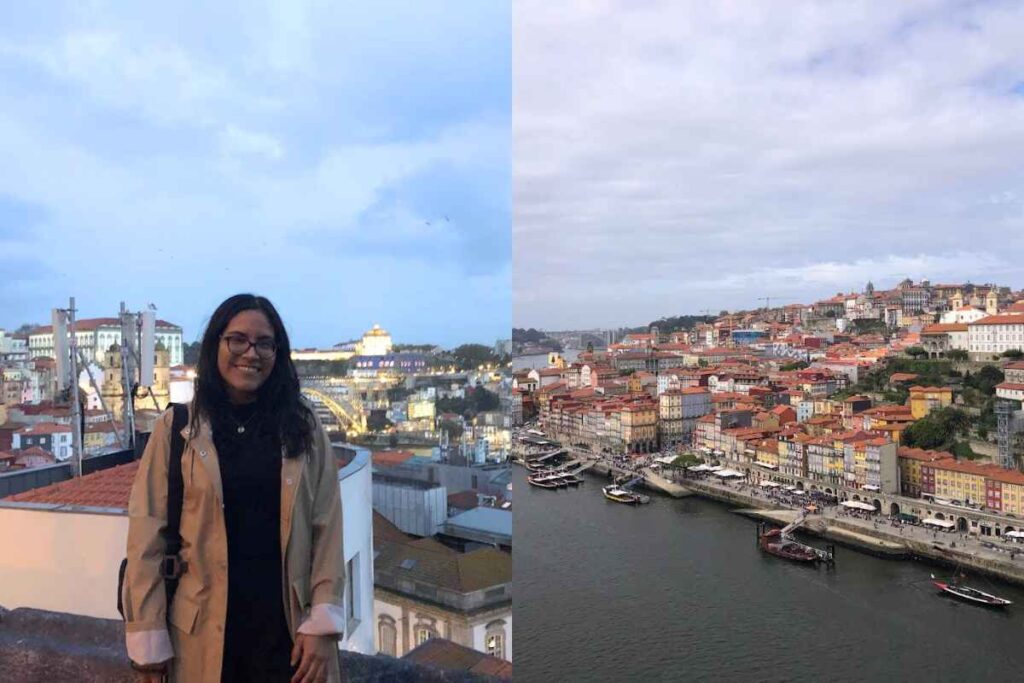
4;461;139;509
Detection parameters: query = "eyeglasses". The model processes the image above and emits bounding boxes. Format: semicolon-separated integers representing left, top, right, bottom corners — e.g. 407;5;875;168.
221;334;277;359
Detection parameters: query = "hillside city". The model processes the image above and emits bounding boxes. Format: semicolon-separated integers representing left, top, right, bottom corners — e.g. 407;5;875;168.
0;313;514;678
513;279;1024;555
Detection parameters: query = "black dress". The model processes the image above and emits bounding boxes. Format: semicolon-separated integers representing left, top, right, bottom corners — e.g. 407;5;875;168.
214;403;295;682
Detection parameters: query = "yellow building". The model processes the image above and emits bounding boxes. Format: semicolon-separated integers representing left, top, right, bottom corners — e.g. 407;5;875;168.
908;386;953;419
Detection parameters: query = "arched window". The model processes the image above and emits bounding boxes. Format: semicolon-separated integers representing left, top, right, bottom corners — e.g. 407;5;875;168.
377;616;397;656
485;619;507;660
414;624;437;647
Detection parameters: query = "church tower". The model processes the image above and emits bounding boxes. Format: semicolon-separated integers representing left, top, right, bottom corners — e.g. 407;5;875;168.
986;288;999;316
100;343;124;417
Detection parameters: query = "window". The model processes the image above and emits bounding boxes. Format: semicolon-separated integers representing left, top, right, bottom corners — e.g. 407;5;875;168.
485;620;507;660
345;555;359;627
415;625;436;646
378;617;397;656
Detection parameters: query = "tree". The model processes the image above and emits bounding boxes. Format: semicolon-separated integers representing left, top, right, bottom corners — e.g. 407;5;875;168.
468;387;500;413
905;346;928;359
183;341;202;365
366;411;393;433
439;419;463;440
1002;349;1024;360
946;349;969;362
451;344;499;370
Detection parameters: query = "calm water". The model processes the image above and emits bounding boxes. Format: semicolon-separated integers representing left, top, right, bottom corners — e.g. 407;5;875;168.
515;467;1024;682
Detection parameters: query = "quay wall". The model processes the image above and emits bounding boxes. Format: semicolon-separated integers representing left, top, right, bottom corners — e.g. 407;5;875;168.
655;476;1024;587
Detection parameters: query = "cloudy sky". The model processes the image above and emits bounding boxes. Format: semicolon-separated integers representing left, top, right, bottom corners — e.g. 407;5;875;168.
0;2;509;347
514;0;1024;330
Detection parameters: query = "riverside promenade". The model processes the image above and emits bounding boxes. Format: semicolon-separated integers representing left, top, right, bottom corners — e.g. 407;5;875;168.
672;472;1024;586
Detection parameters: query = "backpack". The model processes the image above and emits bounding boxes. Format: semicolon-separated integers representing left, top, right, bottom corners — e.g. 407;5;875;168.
117;403;189;619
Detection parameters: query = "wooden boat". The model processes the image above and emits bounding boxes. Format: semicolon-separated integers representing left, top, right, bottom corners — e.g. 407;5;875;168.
931;575;1012;608
758;528;820;563
527;474;560;489
602;484;643;504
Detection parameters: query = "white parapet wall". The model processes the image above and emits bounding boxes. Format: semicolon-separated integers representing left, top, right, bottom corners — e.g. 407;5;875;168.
0;506;128;619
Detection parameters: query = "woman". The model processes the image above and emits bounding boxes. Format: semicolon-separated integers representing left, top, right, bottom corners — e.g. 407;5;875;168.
122;294;346;683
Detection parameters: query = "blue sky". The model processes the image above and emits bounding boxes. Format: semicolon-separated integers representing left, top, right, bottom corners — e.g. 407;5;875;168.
515;0;1024;329
0;1;510;347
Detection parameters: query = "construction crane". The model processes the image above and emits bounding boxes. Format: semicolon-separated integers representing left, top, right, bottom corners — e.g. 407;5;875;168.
758;296;776;310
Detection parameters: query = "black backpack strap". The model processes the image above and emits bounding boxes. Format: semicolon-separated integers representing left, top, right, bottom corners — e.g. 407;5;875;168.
161;404;189;591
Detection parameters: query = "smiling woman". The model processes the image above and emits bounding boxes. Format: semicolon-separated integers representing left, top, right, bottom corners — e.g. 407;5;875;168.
122;294;345;683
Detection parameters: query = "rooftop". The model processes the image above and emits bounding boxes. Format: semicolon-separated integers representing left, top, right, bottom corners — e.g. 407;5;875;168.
404;638;513;679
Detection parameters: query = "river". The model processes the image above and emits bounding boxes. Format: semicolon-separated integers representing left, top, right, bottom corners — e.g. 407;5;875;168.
514;466;1024;682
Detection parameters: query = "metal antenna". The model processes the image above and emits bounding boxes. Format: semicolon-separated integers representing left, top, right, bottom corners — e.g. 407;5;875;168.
67;297;84;477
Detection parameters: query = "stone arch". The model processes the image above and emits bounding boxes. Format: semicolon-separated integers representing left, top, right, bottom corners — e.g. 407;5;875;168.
853;494;861;501
935;512;945;521
957;517;969;533
811;485;819;491
796;481;805;490
890;502;901;517
872;499;882;512
1006;525;1016;533
825;488;833;495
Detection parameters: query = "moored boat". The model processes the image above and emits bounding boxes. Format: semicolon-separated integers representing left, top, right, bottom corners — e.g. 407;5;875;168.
528;474;561;489
758;528;820;563
602;484;643;504
931;575;1012;608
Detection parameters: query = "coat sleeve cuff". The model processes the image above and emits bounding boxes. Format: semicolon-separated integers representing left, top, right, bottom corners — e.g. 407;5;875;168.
296;603;346;637
126;628;174;665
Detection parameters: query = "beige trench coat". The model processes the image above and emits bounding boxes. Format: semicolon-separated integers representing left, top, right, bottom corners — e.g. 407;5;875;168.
122;404;345;682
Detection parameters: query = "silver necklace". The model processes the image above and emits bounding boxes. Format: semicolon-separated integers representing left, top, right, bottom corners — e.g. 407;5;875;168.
233;410;259;434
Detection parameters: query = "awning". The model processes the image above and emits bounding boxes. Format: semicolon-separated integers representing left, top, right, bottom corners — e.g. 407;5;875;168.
655;455;677;465
841;500;877;512
1004;530;1024;538
923;518;956;529
755;461;778;470
713;468;745;478
761;481;780;488
862;485;880;492
688;464;712;472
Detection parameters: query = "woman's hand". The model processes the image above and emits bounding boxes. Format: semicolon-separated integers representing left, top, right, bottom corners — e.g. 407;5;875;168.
132;661;169;683
290;633;337;683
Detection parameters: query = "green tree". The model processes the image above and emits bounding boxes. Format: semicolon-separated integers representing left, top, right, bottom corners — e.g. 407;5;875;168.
366;411;393;433
439;419;464;440
468;387;500;413
451;344;500;370
1002;349;1024;360
946;349;969;361
905;346;928;359
183;341;202;365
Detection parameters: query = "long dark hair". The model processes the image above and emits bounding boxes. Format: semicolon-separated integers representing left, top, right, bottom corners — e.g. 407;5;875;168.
192;294;314;458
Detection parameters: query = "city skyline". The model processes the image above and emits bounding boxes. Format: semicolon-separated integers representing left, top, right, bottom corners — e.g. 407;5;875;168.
514;1;1024;330
0;2;511;347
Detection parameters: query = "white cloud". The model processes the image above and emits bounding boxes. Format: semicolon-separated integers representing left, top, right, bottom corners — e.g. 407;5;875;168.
514;0;1024;329
220;125;284;160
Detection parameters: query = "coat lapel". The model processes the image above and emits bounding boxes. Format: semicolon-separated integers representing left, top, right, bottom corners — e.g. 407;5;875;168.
180;415;224;503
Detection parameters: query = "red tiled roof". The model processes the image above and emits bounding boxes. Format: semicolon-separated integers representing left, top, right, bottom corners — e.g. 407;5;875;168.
29;318;181;334
447;490;479;511
921;323;968;334
403;638;511;679
372;450;416;468
15;422;72;435
4;461;138;508
996;383;1024;392
971;314;1024;326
